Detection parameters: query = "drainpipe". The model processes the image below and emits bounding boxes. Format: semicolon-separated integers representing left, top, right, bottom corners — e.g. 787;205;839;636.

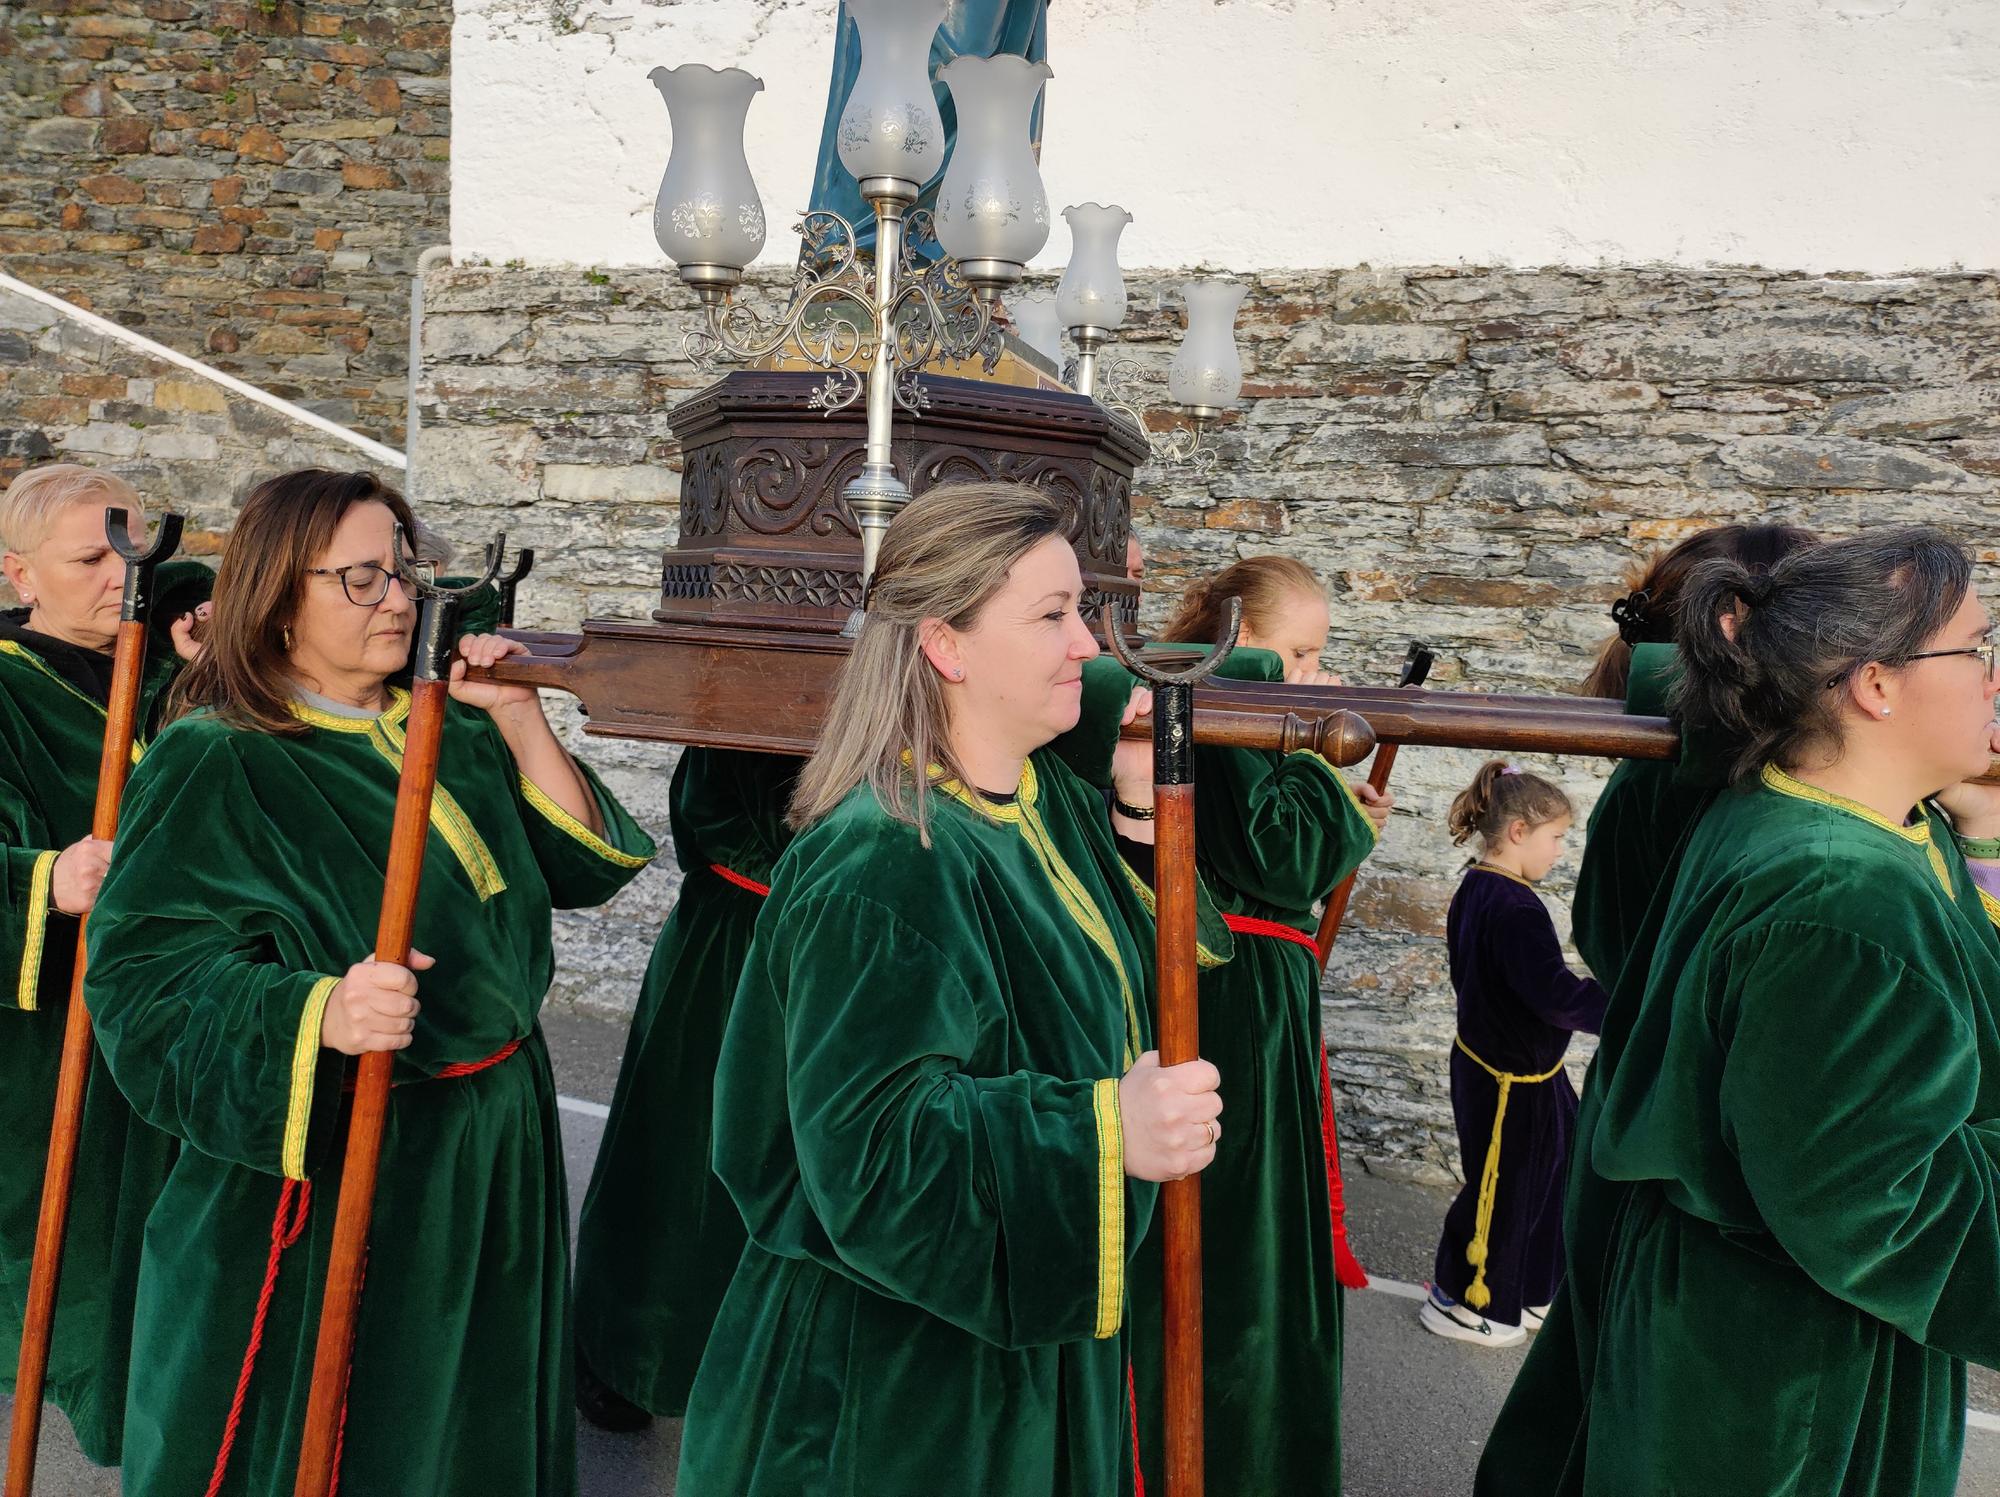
407;245;452;505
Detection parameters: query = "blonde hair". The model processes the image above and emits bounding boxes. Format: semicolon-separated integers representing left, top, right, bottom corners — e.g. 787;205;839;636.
1447;760;1573;848
1161;554;1321;645
0;463;145;555
789;480;1073;844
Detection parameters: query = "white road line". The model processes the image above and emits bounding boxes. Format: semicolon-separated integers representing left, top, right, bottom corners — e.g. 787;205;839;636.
1361;1274;1430;1303
550;1098;2000;1438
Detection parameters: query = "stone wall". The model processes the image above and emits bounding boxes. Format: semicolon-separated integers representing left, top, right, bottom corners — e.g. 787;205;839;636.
0;276;400;547
0;0;450;445
417;261;2000;1180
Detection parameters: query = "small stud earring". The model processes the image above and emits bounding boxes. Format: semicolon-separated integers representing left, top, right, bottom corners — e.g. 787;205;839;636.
1881;707;1892;717
951;667;964;681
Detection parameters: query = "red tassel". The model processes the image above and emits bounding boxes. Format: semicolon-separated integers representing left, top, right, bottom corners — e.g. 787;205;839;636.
204;1178;313;1497
1319;1036;1369;1290
1127;1360;1146;1497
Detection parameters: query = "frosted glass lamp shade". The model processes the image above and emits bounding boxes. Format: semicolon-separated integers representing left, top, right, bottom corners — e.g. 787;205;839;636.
1008;292;1065;365
650;65;767;284
1054;204;1131;332
835;0;948;190
1168;279;1248;413
934;54;1052;289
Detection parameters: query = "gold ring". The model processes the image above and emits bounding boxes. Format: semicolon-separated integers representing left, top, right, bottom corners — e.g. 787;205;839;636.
1204;1120;1218;1146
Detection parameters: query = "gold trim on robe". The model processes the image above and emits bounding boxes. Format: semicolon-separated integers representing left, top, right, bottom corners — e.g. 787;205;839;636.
1761;764;1953;899
939;762;1146;1067
17;848;57;1012
285;693;509;901
1091;1075;1124;1340
284;975;339;1180
0;640;146;763
1112;859;1229;972
517;774;653;869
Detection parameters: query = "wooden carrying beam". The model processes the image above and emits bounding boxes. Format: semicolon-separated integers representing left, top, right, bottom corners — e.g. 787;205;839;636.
476;626;1678;763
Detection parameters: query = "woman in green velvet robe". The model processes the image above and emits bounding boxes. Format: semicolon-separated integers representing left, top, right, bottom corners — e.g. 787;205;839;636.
1570;524;1815;989
1486;525;2000;1495
1477;524;1815;1494
571;745;799;1427
82;469;653;1497
1131;557;1386;1496
0;464;209;1466
675;482;1231;1497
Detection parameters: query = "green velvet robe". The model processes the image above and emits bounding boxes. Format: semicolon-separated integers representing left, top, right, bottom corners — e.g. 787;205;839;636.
1478;644;1733;1494
1129;645;1379;1497
0;562;209;1467
82;693;654;1497
572;746;800;1417
1568;644;1692;990
675;742;1232;1497
1521;766;2000;1495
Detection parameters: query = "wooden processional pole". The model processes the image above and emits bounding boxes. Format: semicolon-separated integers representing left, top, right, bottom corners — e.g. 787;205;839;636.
6;509;184;1497
1312;642;1437;971
291;530;504;1497
1103;600;1248;1497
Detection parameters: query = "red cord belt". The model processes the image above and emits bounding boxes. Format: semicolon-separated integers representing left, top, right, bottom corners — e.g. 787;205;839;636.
208;1037;524;1497
1218;912;1369;1290
709;862;771;897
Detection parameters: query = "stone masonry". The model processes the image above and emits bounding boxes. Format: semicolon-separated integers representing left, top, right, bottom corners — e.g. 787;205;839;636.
416;261;2000;1181
0;0;450;444
0;277;395;528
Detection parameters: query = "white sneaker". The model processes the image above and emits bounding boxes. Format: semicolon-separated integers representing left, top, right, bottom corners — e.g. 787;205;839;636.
1419;1286;1526;1348
1524;1303;1551;1332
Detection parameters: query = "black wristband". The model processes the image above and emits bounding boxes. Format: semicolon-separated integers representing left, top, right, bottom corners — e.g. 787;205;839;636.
1113;798;1156;822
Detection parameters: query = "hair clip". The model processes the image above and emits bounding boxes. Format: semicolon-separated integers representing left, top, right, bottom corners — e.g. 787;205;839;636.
1499;765;1523;776
1609;589;1652;647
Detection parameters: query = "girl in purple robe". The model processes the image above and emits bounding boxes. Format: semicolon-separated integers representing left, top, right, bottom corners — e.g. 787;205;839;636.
1422;761;1608;1347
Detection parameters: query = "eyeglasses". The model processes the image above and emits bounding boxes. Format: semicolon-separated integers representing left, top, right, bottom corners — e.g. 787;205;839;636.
304;560;431;607
1825;639;1999;690
1898;640;1999;679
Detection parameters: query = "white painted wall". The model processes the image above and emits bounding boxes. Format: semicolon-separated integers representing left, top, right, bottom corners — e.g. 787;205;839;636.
453;0;2000;273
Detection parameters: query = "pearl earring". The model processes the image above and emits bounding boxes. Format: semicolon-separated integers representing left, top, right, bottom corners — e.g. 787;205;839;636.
1881;708;1891;717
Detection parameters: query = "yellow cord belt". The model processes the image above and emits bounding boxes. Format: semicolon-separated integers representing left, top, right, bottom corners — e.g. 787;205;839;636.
1453;1035;1566;1311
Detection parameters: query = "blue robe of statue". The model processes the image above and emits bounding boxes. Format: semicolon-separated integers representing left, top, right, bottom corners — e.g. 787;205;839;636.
809;0;1049;251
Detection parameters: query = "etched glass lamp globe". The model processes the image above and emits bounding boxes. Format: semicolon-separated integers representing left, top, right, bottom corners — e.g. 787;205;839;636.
1054;204;1132;336
650;64;767;297
835;0;949;203
933;54;1053;294
1007;291;1065;366
1168;278;1248;418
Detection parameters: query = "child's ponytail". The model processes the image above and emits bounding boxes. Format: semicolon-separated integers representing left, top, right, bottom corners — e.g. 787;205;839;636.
1448;759;1573;847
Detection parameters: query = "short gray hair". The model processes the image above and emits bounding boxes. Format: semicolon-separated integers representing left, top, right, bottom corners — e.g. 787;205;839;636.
0;463;145;555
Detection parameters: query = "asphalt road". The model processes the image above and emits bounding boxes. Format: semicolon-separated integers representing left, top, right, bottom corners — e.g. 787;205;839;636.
8;1004;2000;1495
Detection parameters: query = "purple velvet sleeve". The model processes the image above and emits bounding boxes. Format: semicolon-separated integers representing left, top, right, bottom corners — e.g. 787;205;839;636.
1491;899;1611;1037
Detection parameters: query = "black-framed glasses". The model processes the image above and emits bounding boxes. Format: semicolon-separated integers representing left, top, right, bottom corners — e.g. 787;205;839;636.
1899;640;2000;678
1825;639;1998;690
305;560;430;607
